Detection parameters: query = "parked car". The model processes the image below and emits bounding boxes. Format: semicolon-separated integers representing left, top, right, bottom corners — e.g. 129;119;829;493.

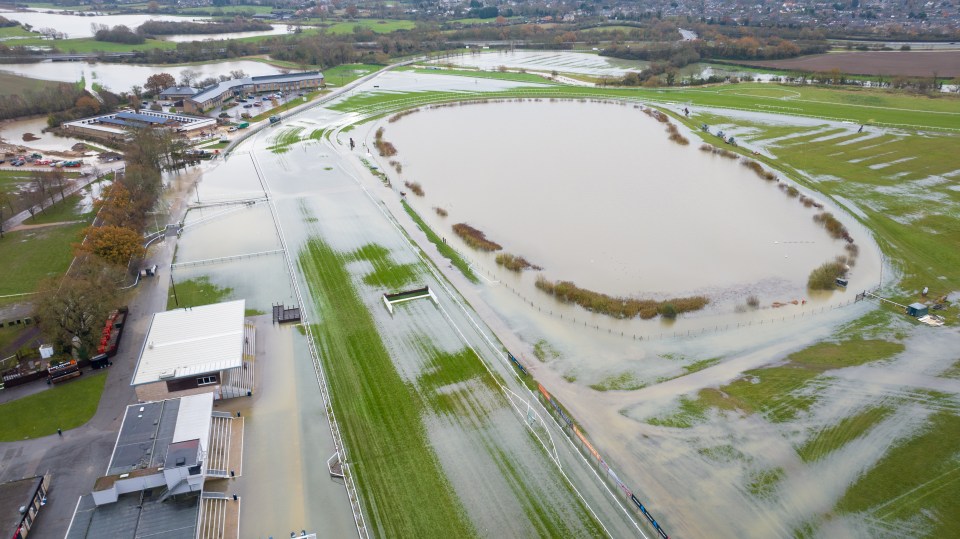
12;160;25;166
243;104;252;108
253;102;262;107
262;96;270;101
228;126;238;132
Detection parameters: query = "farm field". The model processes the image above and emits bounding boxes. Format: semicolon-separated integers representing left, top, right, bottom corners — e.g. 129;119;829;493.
323;19;416;34
0;72;68;97
743;50;960;78
13;36;178;52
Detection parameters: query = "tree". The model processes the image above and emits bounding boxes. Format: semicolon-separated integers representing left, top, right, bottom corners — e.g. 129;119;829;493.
95;181;140;229
75;224;145;266
34;259;122;359
144;72;175;96
0;191;12;238
31;170;53;206
229;69;247;80
179;68;201;88
50;168;68;202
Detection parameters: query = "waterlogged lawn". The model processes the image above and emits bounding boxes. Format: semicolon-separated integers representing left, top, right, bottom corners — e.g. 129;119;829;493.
298;236;475;538
350;243;419;289
266;126;304;154
167;275;232;310
695;339;904;423
796;406;893;462
836;411;960;536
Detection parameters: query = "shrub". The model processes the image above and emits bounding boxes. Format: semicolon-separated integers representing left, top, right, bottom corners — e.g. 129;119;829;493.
808;259;847;290
659;303;677;319
535;275;708;319
452;223;502;251
434;207;448;217
495;253;542;272
403;181;424;196
746;295;760;308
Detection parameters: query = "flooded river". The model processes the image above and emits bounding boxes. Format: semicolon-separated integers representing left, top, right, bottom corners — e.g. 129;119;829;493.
386;100;881;310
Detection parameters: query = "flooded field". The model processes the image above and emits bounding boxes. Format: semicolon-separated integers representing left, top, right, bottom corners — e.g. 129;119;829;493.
431;50;643;76
0;116;90;153
176;62;957;539
385;100;881;314
0;59;284;93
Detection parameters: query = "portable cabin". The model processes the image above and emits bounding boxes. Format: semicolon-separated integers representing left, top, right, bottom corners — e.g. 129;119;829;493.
906;303;928;317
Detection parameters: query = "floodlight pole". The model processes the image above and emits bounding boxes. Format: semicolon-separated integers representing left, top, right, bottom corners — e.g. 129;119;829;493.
170;272;179;307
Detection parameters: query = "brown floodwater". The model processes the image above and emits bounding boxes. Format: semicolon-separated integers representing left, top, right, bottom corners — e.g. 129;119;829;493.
386;100;881;309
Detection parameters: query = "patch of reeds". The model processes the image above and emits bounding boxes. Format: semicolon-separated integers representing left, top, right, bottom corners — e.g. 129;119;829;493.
808;258;848;290
813;212;853;243
388;108;419;123
643;108;670;123
700;143;739;159
535;276;708;320
665;123;689;145
746;295;760;308
390;160;402;174
452;223;502;251
433;207;448;217
742;159;777;181
404;181;424;196
495;253;542;272
374;127;397;157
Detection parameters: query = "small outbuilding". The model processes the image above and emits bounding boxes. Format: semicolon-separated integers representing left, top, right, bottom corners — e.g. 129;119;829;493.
906;302;928;317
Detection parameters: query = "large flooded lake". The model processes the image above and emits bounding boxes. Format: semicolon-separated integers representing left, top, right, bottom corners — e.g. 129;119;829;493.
386;100;881;309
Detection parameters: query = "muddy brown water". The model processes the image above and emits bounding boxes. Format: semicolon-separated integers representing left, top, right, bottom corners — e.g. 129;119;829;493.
386;100;881;310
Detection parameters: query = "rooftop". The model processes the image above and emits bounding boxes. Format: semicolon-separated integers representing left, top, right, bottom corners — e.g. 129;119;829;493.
66;490;199;539
0;476;43;534
159;86;197;96
114;111;176;125
190;71;323;103
131;300;246;386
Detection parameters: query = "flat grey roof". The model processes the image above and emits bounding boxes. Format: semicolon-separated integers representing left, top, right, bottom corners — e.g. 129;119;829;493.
191;71;323;103
66;491;199;539
107;398;180;475
0;476;43;533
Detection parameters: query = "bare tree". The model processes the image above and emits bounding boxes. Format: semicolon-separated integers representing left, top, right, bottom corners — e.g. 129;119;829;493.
179;68;201;87
229;70;247;80
31;170;54;206
50;168;69;202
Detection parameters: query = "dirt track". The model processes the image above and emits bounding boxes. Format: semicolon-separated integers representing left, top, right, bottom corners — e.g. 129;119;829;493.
745;50;960;77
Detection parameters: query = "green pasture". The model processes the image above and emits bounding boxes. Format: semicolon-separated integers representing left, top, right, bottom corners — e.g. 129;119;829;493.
0;222;86;297
0;371;107;441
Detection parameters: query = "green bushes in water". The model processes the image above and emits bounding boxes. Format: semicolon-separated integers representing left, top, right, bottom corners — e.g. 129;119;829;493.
495;253;542;272
535;275;708;319
452;223;502;251
808;258;849;290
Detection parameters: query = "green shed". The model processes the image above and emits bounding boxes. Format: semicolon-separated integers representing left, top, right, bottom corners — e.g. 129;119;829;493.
906;303;928;317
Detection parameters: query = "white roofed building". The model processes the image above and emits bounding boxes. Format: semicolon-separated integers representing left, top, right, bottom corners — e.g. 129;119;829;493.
131;300;255;401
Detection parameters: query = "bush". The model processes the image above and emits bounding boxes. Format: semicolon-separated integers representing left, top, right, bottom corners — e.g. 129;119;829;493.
495;253;542;272
808;259;847;290
434;207;448;217
746;295;760;308
452;223;502;251
659;303;677;319
535;275;708;319
403;181;424;196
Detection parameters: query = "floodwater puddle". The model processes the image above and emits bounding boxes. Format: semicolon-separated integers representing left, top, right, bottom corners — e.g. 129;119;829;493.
385;100;882;317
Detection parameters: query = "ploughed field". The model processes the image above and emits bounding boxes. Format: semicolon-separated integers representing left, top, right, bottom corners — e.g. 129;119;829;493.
743;50;960;78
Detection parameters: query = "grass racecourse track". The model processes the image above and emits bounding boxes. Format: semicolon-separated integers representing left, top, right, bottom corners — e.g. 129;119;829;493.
318;68;960;537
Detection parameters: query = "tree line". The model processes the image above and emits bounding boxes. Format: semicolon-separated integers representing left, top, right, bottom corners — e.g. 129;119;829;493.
137;18;271;36
0;82;89;121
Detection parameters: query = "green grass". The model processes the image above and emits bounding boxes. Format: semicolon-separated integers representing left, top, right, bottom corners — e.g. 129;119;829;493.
24;193;86;225
0;25;35;39
415;344;498;415
0;371;107;441
646;396;708;428
308;128;325;140
400;200;478;283
249;93;320;122
19;36;177;52
0;222;86;296
298;234;475;538
403;66;558;85
350;243;419;289
320;63;382;86
266;126;304;154
836;411;960;536
696;339;904;423
683;356;722;375
796;406;893;462
323;19;416;34
747;467;785;498
941;359;960;379
167;276;233;310
0;72;68;97
588;371;645;392
532;339;560;362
